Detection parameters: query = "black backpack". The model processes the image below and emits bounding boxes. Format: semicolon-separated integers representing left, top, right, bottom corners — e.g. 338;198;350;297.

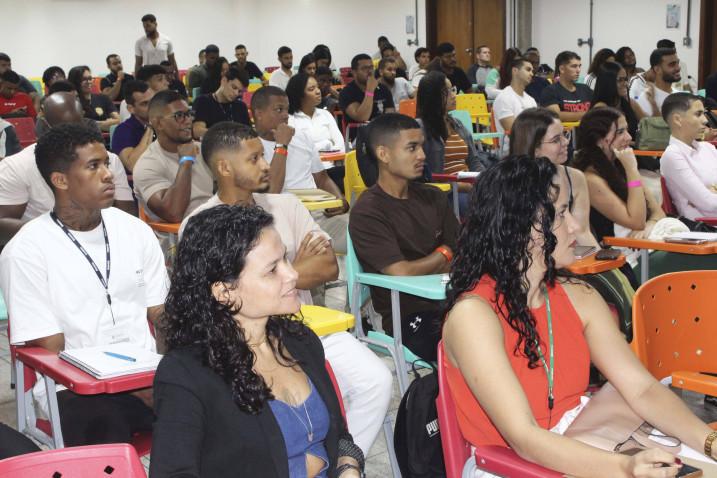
393;363;446;477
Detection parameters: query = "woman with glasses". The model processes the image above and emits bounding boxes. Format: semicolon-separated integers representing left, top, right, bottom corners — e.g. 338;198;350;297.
67;65;119;132
441;154;717;477
510;107;597;248
592;62;647;140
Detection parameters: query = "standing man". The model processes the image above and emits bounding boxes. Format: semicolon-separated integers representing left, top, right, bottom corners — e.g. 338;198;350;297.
134;14;177;75
230;44;264;82
101;54;135;102
111;81;156;173
378;58;412;107
493;57;537;156
636;48;682;117
466;45;493;93
268;46;293;90
540;51;593;122
427;42;472;94
339;54;395;126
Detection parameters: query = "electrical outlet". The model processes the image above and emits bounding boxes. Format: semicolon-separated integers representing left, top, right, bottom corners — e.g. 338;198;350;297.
683;37;692;47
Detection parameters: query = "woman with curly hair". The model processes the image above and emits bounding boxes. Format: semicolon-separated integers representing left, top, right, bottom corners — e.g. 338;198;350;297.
442;155;717;477
150;205;364;478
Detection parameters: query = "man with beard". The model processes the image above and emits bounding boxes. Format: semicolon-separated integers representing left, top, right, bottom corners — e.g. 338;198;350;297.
636;48;682;117
339;54;394;126
268;46;293;90
230;44;264;82
101;54;135;102
427;42;472;94
133;90;212;223
134;13;177;74
187;44;219;91
378;57;412;107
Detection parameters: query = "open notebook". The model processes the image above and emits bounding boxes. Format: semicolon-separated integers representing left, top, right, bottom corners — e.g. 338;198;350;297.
59;343;162;379
287;189;337;202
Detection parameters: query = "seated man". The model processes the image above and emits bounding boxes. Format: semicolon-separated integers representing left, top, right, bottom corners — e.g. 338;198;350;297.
230;44;264;82
187;44;219;90
493;56;537;156
316;66;339;113
378;57;412;107
540;51;592;122
636;47;682;117
349;113;459;361
660;92;717;220
179;121;392;454
0;118;21;158
133;90;213;223
251;86;349;253
101;54;135;102
119;64;169;122
268;46;293;90
339;54;395;128
0;53;40;111
409;47;431;92
191;67;250;139
0;123;168;446
0;92;134;246
379;44;408;79
160;61;188;99
426;42;472;94
111;80;155;173
0;70;37;119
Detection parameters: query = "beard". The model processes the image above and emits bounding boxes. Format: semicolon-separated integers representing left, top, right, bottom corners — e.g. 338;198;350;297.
383;76;395;86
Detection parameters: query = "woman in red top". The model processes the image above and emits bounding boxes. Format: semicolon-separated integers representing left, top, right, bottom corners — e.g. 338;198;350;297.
442;155;717;477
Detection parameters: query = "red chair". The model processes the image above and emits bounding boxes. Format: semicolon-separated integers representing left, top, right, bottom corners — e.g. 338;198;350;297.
264;66;279;74
91;77;102;94
339;67;352;85
5;117;36;149
660;176;717;225
0;443;147;477
325;361;346;420
398;99;416;118
436;342;562;478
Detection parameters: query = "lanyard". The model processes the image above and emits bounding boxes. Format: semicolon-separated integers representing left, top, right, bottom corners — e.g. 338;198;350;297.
50;212;115;325
536;287;555;410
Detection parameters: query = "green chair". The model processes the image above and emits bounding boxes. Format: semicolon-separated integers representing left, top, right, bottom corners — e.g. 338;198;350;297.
191;87;201;100
698;89;706;98
449;109;504;144
346;230;445;394
29;80;43;97
109;124;118;151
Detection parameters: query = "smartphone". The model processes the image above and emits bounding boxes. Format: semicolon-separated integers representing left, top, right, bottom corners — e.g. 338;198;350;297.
595;248;621;260
669;462;702;477
573;245;598;259
664;237;708;245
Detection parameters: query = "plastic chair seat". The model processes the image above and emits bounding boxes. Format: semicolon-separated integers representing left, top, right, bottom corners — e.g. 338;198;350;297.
300;304;355;336
5;117;37;149
355;272;446;300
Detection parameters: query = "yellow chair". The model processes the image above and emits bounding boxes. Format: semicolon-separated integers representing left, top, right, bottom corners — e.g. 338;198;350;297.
247;82;262;93
455;93;491;127
300;305;355;336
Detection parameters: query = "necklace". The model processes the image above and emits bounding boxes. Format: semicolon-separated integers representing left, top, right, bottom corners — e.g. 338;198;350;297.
247;336;267;347
286;400;314;442
536;287;555;411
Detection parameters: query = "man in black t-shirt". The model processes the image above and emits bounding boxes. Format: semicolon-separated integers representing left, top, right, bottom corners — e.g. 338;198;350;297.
160;61;188;99
540;50;593;122
191;67;250;139
349;113;458;361
230;44;264;82
427;42;472;94
101;54;135;102
339;54;394;130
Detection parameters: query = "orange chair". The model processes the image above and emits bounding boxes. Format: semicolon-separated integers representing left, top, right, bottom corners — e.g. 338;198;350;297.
91;77;102;94
398;99;416;118
5;117;36;149
436;342;562;477
631;271;717;396
660;176;717;225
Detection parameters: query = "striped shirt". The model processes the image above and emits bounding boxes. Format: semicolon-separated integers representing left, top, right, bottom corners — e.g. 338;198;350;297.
443;132;469;174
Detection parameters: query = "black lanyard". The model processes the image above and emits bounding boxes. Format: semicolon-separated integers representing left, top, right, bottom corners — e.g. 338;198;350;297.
50;212;115;324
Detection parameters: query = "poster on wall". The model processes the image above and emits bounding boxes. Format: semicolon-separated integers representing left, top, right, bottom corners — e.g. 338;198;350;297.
666;4;680;28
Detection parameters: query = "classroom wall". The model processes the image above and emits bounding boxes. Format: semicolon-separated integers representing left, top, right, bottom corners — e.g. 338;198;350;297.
4;0;426;78
531;0;701;81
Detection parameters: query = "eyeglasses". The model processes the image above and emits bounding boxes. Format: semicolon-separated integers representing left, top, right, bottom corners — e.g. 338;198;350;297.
81;76;93;83
162;110;195;122
542;130;572;144
445;86;458;94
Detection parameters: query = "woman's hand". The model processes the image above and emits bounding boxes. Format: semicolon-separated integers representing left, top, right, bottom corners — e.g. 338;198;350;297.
613;147;639;172
621;448;682;477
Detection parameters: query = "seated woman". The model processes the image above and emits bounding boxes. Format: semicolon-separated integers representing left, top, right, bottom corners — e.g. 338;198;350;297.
150;205;364;478
300;54;318;77
592;61;648;140
67;65;119;132
485;47;522;100
510;107;598;248
583;48;615;90
200;56;230;95
442;154;717;477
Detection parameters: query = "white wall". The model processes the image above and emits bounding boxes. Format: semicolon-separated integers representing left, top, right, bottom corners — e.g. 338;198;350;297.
3;0;426;78
532;0;700;81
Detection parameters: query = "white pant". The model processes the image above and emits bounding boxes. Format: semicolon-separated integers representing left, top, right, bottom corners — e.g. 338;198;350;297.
321;331;393;455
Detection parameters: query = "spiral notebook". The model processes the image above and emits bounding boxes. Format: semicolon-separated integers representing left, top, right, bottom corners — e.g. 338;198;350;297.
59;343;162;379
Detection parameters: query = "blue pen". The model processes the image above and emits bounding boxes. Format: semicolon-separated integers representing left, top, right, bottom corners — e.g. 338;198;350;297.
103;351;137;362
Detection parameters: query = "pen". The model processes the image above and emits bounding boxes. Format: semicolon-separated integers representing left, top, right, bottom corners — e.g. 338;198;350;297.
103;351;136;362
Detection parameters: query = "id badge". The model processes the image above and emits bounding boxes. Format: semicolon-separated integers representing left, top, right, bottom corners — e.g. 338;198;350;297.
102;325;131;344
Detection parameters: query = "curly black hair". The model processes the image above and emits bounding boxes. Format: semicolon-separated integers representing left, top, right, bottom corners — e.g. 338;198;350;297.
444;155;559;368
162;204;308;414
35;122;104;190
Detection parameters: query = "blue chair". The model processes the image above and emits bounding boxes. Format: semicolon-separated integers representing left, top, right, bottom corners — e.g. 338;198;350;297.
191;87;201;100
346;230;445;394
449;109;504;145
698;88;706;98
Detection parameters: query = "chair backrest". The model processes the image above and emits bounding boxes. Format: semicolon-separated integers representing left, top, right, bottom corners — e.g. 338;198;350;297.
660;176;677;216
29;79;44;97
398;99;417;118
632;271;717;379
345;230;372;318
455;93;489;127
265;66;279;74
91;77;102;94
0;443;147;477
109;124;118;151
435;342;472;478
343;150;366;205
247;82;262;92
5;117;37;149
325;360;346;420
448;109;473;136
191;87;201;100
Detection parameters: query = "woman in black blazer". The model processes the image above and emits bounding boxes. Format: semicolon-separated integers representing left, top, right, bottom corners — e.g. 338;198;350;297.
150;205;364;478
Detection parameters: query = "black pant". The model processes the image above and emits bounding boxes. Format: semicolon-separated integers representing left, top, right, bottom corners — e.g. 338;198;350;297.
0;422;40;460
402;310;441;362
57;390;154;446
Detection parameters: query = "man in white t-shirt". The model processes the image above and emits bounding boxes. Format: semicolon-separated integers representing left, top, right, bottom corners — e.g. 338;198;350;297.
493;57;538;156
0;92;134;246
134;13;177;75
179;121;391;455
251;86;349;253
0;123;168;446
268;46;293;90
636;48;682;117
378;57;412;107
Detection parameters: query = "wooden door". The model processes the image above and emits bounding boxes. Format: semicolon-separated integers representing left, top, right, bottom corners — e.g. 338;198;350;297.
699;0;717;88
434;0;474;70
473;0;506;69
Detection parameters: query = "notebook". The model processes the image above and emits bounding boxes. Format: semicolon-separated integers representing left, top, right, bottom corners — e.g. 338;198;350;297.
665;231;717;241
288;189;337;202
59;343;162;379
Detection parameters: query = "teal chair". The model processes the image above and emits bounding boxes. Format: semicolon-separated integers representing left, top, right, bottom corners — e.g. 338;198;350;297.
449;109;504;144
108;124;118;151
191;87;201;99
698;89;706;98
29;80;43;97
346;230;445;394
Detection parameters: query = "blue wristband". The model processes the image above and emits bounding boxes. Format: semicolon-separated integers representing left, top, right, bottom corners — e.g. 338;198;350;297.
179;156;195;165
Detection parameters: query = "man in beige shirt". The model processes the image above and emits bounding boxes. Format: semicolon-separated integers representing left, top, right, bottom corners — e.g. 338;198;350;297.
133;90;213;223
